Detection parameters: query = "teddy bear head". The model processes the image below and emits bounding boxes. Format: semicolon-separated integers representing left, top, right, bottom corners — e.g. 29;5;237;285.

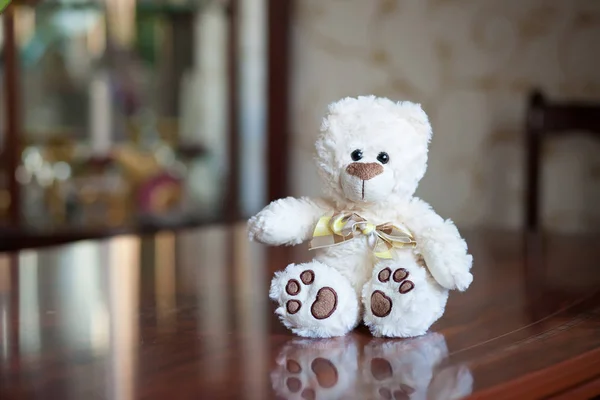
315;96;432;207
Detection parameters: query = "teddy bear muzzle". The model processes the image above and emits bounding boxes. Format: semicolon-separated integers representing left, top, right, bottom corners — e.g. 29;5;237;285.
346;162;383;181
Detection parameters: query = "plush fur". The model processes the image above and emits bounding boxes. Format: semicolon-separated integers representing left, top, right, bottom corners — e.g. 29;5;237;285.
249;95;473;338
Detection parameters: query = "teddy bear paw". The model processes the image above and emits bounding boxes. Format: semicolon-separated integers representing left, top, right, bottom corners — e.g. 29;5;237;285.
362;261;449;338
247;212;302;246
270;261;360;338
247;214;267;242
369;268;415;319
452;272;473;292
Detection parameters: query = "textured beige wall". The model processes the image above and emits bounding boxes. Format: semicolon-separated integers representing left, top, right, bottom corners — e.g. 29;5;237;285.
290;0;600;232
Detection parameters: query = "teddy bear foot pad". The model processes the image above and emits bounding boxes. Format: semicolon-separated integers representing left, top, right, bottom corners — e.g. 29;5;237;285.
285;271;339;320
362;260;449;338
370;268;415;318
270;261;360;338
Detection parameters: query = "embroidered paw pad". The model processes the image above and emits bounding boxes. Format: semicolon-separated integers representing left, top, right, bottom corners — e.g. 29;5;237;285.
371;268;415;318
285;270;338;320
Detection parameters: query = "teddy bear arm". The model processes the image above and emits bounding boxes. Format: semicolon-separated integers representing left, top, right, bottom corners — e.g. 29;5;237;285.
248;196;330;246
406;200;473;291
417;222;473;291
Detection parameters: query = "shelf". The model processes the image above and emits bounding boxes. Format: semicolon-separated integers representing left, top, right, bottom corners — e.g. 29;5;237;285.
175;143;209;159
0;210;235;251
15;0;213;14
20;1;103;11
137;0;211;15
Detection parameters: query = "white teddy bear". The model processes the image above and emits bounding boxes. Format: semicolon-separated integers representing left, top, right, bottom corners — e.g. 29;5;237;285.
248;95;473;338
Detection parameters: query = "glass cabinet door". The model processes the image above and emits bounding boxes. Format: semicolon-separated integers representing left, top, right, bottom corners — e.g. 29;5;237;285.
1;0;233;230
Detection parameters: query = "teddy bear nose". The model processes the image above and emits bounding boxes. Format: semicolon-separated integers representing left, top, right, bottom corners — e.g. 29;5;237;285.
346;162;384;181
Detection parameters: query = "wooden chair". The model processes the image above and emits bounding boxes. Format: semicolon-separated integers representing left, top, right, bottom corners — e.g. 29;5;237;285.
523;91;600;317
524;90;600;232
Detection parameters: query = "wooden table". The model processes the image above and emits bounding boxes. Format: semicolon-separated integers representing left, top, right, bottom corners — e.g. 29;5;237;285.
1;224;599;399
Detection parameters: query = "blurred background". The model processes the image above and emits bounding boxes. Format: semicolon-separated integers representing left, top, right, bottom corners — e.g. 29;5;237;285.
1;0;600;249
0;0;269;246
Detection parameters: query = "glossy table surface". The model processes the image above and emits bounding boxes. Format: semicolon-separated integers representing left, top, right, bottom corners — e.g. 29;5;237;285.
1;224;600;399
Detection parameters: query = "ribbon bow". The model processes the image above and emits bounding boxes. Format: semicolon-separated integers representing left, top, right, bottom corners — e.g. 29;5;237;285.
308;212;417;259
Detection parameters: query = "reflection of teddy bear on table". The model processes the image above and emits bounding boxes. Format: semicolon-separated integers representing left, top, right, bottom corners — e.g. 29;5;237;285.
363;333;473;400
249;96;473;338
271;337;359;400
271;334;473;400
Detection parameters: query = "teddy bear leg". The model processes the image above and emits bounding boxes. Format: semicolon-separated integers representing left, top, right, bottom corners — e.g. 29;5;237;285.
270;261;360;338
362;257;449;338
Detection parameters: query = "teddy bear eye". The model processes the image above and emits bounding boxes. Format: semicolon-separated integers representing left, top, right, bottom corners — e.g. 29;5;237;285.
351;149;363;161
377;152;390;164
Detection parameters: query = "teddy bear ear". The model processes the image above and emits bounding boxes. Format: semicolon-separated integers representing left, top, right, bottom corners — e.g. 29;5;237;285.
396;101;433;142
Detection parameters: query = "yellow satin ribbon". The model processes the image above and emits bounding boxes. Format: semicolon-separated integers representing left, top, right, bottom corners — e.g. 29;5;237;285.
308;212;417;259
